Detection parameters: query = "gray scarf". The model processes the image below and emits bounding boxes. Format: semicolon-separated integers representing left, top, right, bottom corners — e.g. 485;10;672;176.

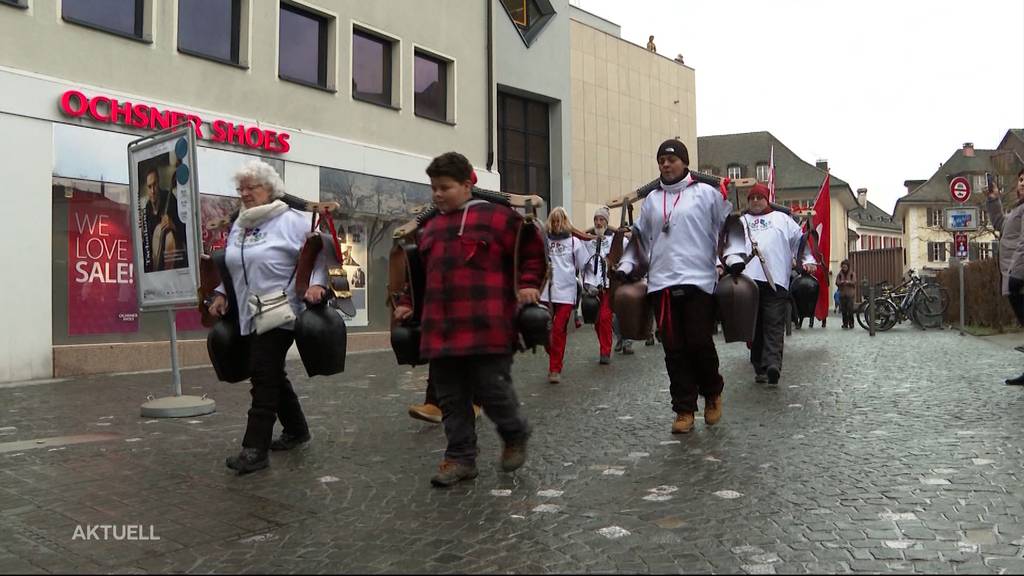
236;199;289;229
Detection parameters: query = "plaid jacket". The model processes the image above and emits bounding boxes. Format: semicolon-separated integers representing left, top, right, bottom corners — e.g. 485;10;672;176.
403;200;546;359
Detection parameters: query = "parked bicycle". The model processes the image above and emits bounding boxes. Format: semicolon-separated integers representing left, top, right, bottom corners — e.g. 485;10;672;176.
856;269;950;332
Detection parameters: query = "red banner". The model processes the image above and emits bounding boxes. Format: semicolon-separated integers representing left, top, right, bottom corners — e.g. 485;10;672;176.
67;192;139;335
811;172;831;320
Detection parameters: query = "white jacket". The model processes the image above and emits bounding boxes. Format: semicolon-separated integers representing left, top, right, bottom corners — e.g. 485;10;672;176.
542;234;592;305
741;210;815;290
582;230;615;289
618;173;733;295
217;209;329;335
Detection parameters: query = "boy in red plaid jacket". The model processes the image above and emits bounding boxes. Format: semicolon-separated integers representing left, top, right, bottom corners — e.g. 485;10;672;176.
394;152;546;487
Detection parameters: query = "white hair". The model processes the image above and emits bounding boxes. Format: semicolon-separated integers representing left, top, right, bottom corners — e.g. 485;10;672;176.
233;159;285;199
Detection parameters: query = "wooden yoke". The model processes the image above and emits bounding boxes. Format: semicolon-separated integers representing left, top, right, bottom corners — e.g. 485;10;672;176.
197;194;343;327
387;188;546;320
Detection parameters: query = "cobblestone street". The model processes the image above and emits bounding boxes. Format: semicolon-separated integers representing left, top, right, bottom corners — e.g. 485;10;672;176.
2;319;1024;574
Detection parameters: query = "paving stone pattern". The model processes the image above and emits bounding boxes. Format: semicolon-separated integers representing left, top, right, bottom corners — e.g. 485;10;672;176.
2;321;1024;573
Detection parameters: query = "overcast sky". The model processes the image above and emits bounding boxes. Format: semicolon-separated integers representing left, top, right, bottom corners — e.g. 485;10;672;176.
571;0;1024;213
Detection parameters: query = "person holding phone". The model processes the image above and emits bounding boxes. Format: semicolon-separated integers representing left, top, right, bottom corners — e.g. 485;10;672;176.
985;169;1024;385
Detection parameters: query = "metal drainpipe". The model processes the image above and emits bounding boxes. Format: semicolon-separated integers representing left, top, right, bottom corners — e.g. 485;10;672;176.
486;0;495;172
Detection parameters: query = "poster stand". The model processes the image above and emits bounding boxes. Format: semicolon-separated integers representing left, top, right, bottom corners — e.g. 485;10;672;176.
129;125;215;418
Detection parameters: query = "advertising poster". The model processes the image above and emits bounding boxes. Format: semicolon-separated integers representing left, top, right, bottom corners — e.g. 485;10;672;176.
128;127;202;309
329;217;369;327
66;187;139;335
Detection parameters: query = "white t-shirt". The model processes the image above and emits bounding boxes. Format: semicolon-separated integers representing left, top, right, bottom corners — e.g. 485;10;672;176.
542;234;592;304
741;210;815;290
582;230;615;289
618;173;733;295
217;209;329;335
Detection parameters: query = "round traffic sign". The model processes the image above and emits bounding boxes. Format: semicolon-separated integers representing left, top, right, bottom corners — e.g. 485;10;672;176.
950;176;971;203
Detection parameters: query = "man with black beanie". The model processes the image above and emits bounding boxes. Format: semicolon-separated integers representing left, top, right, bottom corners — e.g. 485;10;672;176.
614;139;741;434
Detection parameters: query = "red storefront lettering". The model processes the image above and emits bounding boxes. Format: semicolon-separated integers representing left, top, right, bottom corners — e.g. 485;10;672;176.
57;90;291;154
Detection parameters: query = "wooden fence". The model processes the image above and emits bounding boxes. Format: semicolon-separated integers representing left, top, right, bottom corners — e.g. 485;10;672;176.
848;248;905;302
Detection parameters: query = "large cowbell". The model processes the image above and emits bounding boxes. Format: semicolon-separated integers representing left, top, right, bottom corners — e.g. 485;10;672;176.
580;293;600;324
294;303;347;377
206;249;251;383
715;214;759;343
612;280;653;341
790;272;819;319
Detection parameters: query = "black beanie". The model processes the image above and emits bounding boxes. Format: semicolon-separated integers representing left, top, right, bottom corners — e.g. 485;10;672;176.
656;139;689;164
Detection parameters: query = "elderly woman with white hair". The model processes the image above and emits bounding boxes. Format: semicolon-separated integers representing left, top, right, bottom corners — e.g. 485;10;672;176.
209;160;329;474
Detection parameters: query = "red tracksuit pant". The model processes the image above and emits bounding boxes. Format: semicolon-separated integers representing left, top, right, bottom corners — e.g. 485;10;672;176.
595;291;613;357
546;303;574;373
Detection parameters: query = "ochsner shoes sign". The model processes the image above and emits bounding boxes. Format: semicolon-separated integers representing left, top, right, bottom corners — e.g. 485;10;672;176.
59;89;291;154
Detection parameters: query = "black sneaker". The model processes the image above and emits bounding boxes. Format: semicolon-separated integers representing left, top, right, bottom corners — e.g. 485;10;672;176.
766;366;781;384
270;431;311;451
614;339;624;353
1005;373;1024;385
599;355;611;365
225;448;269;475
755;373;769;384
501;437;529;473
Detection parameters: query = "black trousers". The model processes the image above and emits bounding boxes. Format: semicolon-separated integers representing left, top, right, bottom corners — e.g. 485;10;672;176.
431;354;528;465
840;294;856;328
241;328;309;452
750;282;790;374
1008;294;1024;326
649;286;724;414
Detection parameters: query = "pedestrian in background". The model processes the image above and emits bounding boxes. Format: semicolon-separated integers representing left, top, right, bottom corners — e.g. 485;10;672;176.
985;169;1024;385
542;207;592;383
836;260;857;329
583;207;615;364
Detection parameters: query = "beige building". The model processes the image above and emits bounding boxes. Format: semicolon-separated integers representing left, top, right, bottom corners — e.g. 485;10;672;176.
894;142;1007;276
0;0;492;382
568;6;697;223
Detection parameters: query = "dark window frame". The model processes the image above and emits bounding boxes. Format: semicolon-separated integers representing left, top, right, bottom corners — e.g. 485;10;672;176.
62;0;146;42
177;0;242;67
278;2;329;90
499;0;556;47
414;50;449;123
497;91;550;204
351;27;394;109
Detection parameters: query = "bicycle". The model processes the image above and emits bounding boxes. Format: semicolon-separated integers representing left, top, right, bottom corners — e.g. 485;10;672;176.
856;269;949;331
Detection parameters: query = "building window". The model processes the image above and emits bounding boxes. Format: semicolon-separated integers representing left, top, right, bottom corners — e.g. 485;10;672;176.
973;174;988;197
63;0;144;40
927;241;948;262
727;165;742;180
415;51;448;122
498;92;550;205
980;209;990;227
926;207;943;227
699;166;718;176
755;163;769;182
279;3;329;89
500;0;556;46
178;0;240;65
970;242;992;261
352;29;393;107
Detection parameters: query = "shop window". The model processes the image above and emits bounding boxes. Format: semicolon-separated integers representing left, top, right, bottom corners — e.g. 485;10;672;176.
500;0;556;46
498;92;550;205
63;0;145;40
352;28;395;107
414;50;449;122
178;0;241;65
279;3;330;89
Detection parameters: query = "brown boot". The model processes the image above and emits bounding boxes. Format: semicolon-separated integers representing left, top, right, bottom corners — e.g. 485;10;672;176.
704;395;723;426
671;412;695;434
408;403;443;424
430;459;479;487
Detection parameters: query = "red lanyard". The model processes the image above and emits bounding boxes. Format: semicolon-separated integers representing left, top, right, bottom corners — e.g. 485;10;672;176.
662;189;682;233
